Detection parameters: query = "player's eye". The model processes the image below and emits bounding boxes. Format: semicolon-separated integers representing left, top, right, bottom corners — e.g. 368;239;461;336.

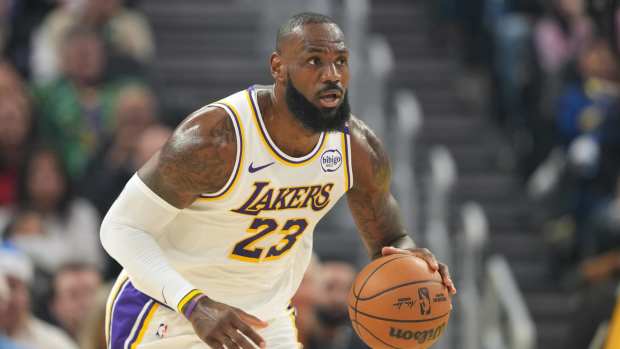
308;57;321;66
336;57;348;66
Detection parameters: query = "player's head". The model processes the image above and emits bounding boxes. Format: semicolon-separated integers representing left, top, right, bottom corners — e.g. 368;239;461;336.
271;12;351;133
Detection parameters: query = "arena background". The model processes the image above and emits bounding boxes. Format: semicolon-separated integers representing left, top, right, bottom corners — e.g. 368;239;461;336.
0;0;619;348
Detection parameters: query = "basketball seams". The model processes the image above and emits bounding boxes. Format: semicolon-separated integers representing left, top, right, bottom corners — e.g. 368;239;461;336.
352;255;411;338
354;255;411;298
351;320;406;349
356;279;444;301
349;305;451;323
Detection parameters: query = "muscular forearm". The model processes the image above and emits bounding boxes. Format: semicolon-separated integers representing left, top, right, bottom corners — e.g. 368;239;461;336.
350;189;412;258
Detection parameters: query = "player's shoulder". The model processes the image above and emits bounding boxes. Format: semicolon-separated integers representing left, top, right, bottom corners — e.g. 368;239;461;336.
347;115;389;168
138;104;238;207
347;115;391;191
169;85;256;154
173;105;237;151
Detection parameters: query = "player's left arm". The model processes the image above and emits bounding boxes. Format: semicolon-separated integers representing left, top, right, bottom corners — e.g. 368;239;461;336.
346;116;456;294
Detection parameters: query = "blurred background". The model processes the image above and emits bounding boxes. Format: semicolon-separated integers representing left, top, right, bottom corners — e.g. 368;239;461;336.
0;0;619;348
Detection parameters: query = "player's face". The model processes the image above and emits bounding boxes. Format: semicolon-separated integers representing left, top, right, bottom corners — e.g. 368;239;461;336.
287;23;349;109
282;23;351;132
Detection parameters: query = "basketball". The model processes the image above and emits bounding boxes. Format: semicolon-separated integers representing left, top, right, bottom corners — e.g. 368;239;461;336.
348;254;452;349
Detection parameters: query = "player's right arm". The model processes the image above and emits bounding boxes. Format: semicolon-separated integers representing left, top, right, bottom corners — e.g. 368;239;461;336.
138;106;238;208
100;107;267;349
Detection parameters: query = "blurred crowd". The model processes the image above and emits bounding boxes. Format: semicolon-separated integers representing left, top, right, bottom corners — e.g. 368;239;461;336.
435;0;620;347
11;0;620;347
0;0;175;348
0;1;369;349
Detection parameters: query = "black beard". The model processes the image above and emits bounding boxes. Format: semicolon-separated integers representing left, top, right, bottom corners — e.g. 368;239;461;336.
284;77;351;133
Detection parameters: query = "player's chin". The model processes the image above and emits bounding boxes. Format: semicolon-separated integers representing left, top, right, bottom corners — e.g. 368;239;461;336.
319;107;340;117
315;101;341;115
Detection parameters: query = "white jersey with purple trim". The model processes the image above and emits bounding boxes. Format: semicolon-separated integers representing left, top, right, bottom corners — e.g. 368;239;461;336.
145;86;353;321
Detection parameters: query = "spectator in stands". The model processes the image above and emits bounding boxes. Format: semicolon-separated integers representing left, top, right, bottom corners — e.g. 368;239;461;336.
483;1;543;177
545;39;620;272
0;60;28;100
0;245;78;349
562;39;619;195
576;106;620;261
3;146;103;275
291;255;323;347
534;0;592;77
1;0;55;78
31;0;154;82
0;92;33;207
495;0;590;177
79;84;158;217
0;269;25;349
557;38;620;147
77;283;112;349
33;27;132;178
309;260;366;349
49;263;102;339
0;61;32;207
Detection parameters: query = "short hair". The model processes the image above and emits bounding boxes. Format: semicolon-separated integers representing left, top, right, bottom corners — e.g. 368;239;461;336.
50;262;101;299
54;262;100;278
276;12;338;52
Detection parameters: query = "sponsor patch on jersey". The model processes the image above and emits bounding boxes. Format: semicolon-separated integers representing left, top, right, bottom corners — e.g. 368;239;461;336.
320;149;342;172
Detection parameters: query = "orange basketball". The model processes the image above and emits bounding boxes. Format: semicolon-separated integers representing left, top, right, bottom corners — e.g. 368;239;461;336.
348;254;452;349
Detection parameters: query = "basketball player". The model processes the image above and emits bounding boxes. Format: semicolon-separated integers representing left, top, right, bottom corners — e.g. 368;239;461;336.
101;12;456;349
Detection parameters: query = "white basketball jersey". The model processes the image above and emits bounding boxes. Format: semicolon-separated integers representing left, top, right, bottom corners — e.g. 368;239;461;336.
156;86;354;320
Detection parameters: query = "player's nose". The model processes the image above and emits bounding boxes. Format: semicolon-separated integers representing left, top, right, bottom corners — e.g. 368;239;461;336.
320;62;341;83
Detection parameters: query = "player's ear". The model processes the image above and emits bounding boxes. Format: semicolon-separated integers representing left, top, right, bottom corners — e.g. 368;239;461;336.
270;52;286;83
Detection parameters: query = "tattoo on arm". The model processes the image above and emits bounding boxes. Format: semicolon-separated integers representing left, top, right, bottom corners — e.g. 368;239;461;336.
347;116;410;258
139;108;237;208
347;190;408;258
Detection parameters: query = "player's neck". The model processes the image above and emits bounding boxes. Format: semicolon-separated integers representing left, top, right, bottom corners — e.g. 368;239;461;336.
259;86;321;157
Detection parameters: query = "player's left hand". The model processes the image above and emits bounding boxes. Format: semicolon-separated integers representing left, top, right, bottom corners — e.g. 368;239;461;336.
382;246;457;295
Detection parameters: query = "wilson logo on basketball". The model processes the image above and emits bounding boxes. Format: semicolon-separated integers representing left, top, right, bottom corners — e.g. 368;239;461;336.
389;323;446;343
320;149;342;172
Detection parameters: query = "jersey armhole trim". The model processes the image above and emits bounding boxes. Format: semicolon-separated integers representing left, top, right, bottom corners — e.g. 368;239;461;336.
342;131;354;191
197;102;245;201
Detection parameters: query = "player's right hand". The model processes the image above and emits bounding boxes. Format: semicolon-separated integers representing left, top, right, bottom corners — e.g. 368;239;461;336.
186;296;268;348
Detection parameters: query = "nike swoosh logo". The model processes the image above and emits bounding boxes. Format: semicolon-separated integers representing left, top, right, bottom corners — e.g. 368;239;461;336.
249;161;275;173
